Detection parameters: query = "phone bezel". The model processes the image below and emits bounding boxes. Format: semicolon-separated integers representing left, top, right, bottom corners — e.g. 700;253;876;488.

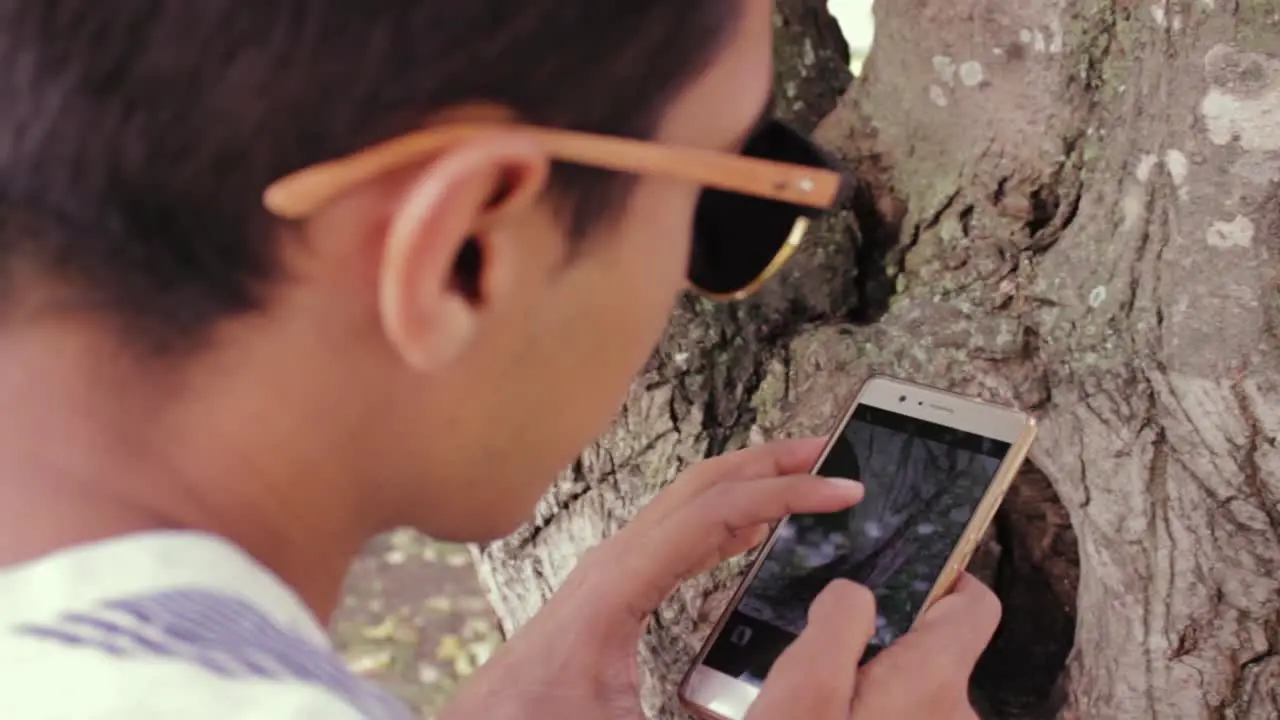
678;374;1038;720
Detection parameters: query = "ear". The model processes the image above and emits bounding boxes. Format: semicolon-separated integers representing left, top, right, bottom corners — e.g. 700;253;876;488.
378;136;550;372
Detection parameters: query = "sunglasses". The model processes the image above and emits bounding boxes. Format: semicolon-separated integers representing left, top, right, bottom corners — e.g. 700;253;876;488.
264;118;847;300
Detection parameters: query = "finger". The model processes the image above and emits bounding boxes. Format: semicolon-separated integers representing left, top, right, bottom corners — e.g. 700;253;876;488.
690;436;828;482
856;573;1000;713
908;573;1002;669
748;580;876;719
687;523;770;578
606;474;863;621
633;437;827;527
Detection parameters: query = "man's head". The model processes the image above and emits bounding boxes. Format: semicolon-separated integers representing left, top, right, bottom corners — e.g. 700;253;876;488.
0;0;780;546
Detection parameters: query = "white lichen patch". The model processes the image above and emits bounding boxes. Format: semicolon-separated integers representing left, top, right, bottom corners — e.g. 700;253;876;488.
932;55;956;85
1150;4;1167;27
1018;22;1063;54
1048;17;1064;54
1200;45;1280;152
929;83;949;107
1088;285;1108;308
1206;214;1256;248
1135;153;1160;183
1121;184;1147;231
1202;89;1280;151
958;61;984;87
1164;149;1190;200
1164;150;1189;186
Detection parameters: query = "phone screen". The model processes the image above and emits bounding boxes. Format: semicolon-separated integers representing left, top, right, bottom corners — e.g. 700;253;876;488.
701;403;1012;686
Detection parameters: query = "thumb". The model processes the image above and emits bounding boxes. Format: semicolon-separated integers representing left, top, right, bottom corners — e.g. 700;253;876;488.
892;572;1002;671
748;580;876;720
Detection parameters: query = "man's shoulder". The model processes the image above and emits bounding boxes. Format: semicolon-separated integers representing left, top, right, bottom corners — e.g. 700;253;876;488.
0;533;414;720
0;624;368;719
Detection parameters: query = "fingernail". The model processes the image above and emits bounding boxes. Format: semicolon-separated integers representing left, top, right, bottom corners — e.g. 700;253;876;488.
825;477;863;492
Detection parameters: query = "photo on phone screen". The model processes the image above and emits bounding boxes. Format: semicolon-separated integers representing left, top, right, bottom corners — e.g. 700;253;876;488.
699;403;1013;687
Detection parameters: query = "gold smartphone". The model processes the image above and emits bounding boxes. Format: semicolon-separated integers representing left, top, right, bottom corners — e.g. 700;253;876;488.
678;374;1037;720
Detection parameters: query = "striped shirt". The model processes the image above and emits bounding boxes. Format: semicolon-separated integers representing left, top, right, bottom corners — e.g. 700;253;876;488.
0;532;414;720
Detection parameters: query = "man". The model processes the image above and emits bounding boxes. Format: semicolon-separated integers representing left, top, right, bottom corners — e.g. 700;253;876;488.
0;1;1000;718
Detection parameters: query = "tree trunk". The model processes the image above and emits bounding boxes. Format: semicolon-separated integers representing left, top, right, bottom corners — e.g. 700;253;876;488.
473;1;1280;718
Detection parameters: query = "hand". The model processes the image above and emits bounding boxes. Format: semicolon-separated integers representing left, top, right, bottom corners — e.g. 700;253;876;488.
749;572;1001;720
439;437;861;720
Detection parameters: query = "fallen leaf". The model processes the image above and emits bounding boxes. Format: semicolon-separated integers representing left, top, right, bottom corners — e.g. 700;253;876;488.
424;595;453;614
466;639;497;667
345;647;394;675
362;616;399;641
417;662;444;685
436;634;463;662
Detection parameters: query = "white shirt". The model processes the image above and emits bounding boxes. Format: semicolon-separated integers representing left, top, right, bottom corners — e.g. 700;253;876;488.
0;531;416;720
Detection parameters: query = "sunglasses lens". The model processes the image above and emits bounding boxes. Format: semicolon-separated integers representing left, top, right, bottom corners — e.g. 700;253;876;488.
688;121;838;297
689;190;805;296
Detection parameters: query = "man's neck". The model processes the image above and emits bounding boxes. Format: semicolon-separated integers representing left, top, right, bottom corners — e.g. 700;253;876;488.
0;322;367;620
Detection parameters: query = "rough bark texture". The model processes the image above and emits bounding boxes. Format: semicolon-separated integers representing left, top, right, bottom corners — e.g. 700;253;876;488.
474;1;1280;718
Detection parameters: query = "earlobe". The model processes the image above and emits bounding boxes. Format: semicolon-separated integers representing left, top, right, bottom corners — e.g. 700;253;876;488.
376;136;550;373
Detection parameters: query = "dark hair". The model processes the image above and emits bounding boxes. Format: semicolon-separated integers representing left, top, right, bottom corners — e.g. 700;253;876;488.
0;1;738;354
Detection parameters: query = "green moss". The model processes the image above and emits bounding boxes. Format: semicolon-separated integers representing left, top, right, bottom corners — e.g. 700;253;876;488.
1235;0;1280;55
938;216;966;244
1081;131;1106;165
750;361;789;414
1073;0;1177;114
1064;2;1107;83
1237;0;1280;29
770;3;853;131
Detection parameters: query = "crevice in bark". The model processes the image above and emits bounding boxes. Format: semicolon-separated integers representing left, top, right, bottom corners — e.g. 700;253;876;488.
972;462;1081;720
520;457;596;549
1232;383;1280;540
846;176;907;324
1025;186;1058;240
1226;616;1280;718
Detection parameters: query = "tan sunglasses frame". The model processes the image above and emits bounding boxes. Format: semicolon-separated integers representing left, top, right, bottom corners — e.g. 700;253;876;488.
262;122;843;300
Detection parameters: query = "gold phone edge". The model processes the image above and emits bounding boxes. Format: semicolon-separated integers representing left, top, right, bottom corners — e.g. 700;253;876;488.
677;374;1038;718
914;414;1038;617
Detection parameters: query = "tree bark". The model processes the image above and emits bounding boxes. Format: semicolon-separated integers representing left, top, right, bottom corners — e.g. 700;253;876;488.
473;1;1280;718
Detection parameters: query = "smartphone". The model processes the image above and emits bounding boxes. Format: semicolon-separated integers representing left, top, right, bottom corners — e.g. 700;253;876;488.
678;375;1037;720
